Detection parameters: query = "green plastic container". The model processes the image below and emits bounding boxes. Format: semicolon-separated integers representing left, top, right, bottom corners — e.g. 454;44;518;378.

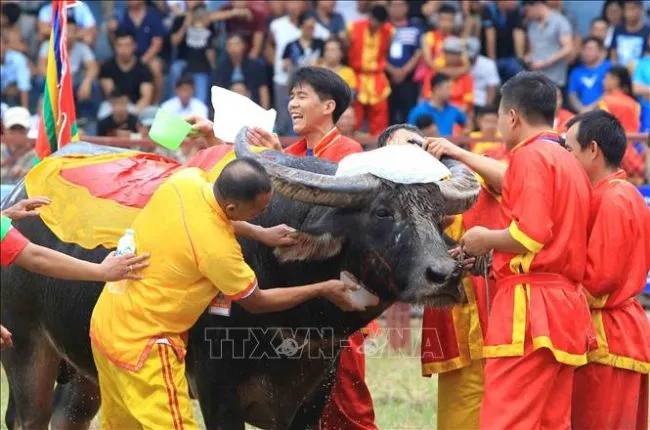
148;109;194;150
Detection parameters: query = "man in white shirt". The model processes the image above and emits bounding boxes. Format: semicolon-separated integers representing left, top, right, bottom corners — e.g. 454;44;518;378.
160;75;209;119
466;37;500;108
38;0;97;47
268;0;329;134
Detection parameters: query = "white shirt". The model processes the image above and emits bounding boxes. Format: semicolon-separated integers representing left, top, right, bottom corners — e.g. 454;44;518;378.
470;55;500;107
270;16;329;86
161;96;208;119
38;1;96;28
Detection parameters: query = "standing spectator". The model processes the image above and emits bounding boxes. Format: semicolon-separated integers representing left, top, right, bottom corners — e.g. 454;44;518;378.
386;0;422;125
0;35;30;109
420;4;455;81
112;0;166;103
38;0;97;47
268;0;329;135
415;114;438;137
169;1;216;105
469;105;507;161
312;0;346;41
282;13;326;75
210;1;266;60
632;40;650;132
610;0;650;67
590;17;612;49
161;76;208;119
601;0;624;48
320;38;357;95
1;3;29;54
97;89;139;138
568;37;611;113
214;33;270;109
524;0;573;91
547;0;581;64
466;37;500;109
554;87;574;132
37;18;99;121
408;73;466;136
0;107;34;185
348;5;394;136
99;29;154;117
480;0;526;82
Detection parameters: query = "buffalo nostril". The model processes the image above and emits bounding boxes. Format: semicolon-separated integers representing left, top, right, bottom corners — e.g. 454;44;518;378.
425;266;449;284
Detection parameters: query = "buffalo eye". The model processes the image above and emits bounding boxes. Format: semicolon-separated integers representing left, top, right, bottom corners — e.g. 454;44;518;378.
374;208;393;219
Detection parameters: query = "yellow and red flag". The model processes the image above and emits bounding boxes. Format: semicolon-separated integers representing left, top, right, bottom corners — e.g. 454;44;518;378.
35;0;80;160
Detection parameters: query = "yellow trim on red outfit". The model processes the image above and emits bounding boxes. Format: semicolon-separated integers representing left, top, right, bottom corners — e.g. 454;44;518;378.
509;221;544;253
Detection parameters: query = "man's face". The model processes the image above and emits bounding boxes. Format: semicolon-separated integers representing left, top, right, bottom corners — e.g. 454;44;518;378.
226;36;245;58
432;81;452;103
590;20;609;42
581;41;601;65
388;0;408;21
127;0;146;9
285;0;305;17
438;12;454;34
288;82;332;135
497;101;517;148
384;128;422;146
478;113;498;134
225;191;273;221
4;125;28;148
301;17;316;38
115;36;136;61
111;96;129;117
623;2;641;25
444;51;463;66
565;122;596;176
177;83;194;104
317;0;335;13
526;3;543;20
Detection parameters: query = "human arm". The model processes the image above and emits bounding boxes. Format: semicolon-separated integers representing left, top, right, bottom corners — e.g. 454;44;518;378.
249;30;264;60
141;37;163;65
632;64;650;101
135;82;155;113
421;33;436;69
457;226;528;256
0;325;12;350
232;222;297;247
633;81;650;101
77;48;99;101
1;197;51;221
171;14;190;46
259;85;271;110
513;28;526;60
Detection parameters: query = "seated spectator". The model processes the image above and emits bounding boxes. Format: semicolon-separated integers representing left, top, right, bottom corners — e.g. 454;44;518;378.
38;0;97;47
161;76;208;119
415;114;439;137
1;107;35;185
169;1;216;105
466;37;500;109
408;73;466;136
600;0;624;48
1;3;29;54
524;0;573;91
480;0;526;82
211;0;266;59
215;33;270;109
98;29;154;118
111;0;166;103
609;0;650;67
97;90;138;137
554;88;574;132
632;43;650;132
419;4;455;82
590;17;612;49
320;38;357;96
312;0;346;41
38;18;99;120
0;35;30;108
568;36;611;112
282;13;325;75
469;104;507;161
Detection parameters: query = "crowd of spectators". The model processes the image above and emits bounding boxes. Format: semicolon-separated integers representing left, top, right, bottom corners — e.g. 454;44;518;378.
1;0;649;189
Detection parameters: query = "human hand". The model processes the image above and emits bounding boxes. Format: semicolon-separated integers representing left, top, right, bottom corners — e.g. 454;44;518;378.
2;197;51;221
459;226;491;256
0;325;13;350
77;82;92;100
232;8;253;20
321;280;367;311
184;115;224;146
100;252;150;282
257;224;298;247
421;137;464;160
247;127;283;151
449;246;477;270
529;60;546;71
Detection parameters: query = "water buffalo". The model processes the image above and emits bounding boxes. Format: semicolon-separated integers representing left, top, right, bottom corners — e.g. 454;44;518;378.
0;128;479;429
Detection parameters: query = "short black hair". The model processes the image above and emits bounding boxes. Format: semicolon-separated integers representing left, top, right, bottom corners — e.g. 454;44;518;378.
288;66;352;123
370;5;388;22
176;75;195;88
438;4;456;15
415;114;435;130
566;110;626;168
298;11;314;27
226;32;246;43
114;27;136;41
591;16;609;26
476;104;499;117
376;123;423;147
430;72;451;90
583;36;605;49
1;3;21;26
499;71;557;126
215;158;272;203
606;65;633;96
67;15;77;26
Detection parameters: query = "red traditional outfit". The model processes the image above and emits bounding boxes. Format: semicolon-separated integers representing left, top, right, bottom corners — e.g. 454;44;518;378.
479;131;597;429
572;169;650;430
421;178;501;429
347;19;394;136
285;128;380;430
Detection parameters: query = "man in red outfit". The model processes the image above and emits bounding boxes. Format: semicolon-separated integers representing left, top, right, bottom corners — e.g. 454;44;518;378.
246;66;378;430
565;110;650;430
458;72;597;429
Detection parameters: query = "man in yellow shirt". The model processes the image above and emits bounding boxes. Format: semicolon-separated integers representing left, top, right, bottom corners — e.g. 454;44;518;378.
90;158;363;429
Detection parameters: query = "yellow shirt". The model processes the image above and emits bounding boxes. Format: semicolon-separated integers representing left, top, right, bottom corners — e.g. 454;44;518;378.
337;66;358;92
90;168;257;371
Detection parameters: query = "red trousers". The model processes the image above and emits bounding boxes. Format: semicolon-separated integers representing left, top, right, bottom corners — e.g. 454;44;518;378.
353;100;389;137
480;347;574;430
572;363;649;430
319;331;377;430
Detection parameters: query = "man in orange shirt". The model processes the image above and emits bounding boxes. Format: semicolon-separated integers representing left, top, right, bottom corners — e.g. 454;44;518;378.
458;72;596;429
565;110;650;430
246;66;378;430
346;5;394;136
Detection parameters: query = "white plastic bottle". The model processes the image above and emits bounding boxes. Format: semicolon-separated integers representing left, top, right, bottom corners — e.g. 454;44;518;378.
108;229;136;294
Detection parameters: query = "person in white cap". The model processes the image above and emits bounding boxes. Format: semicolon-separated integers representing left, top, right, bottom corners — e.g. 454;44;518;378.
1;106;35;185
466;37;500;109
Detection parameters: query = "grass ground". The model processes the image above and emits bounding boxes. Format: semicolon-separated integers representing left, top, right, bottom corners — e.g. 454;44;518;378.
0;319;438;429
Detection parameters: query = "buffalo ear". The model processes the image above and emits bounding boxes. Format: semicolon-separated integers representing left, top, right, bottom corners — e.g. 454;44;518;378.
273;231;343;262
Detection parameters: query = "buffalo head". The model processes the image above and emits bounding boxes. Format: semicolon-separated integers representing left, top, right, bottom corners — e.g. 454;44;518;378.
234;128;480;307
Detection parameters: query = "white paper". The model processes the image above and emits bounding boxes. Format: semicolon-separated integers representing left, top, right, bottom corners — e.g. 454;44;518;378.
211;85;277;143
336;145;451;184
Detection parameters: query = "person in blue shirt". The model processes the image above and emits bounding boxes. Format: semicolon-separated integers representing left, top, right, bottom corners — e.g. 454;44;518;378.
632;48;650;132
0;36;31;108
609;0;650;67
568;36;612;112
407;73;466;136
